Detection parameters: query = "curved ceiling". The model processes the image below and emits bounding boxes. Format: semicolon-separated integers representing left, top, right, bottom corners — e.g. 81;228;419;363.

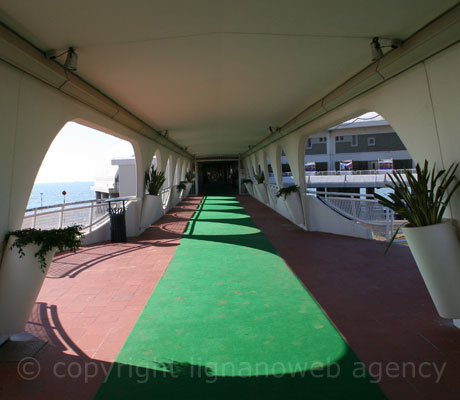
0;0;457;156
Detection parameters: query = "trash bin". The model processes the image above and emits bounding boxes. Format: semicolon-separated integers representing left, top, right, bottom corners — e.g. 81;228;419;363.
106;198;128;243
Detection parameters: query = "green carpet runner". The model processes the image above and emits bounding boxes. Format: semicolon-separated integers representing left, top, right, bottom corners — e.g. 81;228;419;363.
95;194;385;399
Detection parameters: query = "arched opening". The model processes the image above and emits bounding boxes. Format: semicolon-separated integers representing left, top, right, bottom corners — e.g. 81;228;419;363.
266;155;275;185
152;149;161;171
174;159;181;186
164;157;171;189
257;163;263;180
24;121;136;231
280;149;295;187
304;111;414;242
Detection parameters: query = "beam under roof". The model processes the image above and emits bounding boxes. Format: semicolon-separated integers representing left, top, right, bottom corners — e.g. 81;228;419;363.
0;22;194;159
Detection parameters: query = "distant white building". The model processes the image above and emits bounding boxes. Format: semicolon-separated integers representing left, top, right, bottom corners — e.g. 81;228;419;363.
302;119;413;172
92;157;137;199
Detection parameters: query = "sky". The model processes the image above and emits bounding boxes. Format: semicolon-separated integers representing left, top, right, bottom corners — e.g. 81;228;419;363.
35;112;383;183
35;122;134;183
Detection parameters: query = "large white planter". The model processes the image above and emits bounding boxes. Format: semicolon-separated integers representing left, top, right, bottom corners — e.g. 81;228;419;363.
267;186;278;208
403;220;460;318
283;192;304;225
140;194;163;230
243;182;254;197
184;183;193;197
255;183;269;204
0;237;57;336
171;188;183;207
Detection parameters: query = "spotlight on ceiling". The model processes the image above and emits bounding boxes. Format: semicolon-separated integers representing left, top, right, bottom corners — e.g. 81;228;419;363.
370;37;402;62
46;47;78;71
370;37;384;61
64;47;78;71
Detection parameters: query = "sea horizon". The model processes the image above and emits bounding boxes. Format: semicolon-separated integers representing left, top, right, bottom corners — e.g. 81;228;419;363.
27;180;96;209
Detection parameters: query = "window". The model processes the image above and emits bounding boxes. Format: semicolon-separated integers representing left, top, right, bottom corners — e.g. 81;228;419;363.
335;136;344;142
368;137;376;146
351;135;358;147
319;137;327;143
306;138;312;149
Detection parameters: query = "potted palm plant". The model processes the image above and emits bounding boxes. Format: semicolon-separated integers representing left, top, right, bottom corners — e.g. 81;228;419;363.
0;226;83;340
276;185;304;225
375;161;460;318
184;170;195;197
140;166;166;230
254;171;269;204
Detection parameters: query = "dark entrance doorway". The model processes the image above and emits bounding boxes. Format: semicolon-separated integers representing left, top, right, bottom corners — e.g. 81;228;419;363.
198;161;239;195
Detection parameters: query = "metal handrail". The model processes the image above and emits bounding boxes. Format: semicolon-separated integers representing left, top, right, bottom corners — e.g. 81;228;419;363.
25;199;105;212
306;189;406;242
305;168;416;176
22;198;134;232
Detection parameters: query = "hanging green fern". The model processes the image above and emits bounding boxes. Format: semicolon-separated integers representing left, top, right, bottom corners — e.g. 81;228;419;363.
276;185;300;199
255;171;265;184
6;225;84;273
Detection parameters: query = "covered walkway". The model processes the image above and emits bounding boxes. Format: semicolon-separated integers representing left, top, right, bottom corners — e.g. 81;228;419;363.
1;195;459;399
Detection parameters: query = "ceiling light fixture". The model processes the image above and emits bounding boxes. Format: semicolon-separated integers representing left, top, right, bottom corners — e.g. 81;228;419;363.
64;47;78;71
46;47;78;71
370;37;402;62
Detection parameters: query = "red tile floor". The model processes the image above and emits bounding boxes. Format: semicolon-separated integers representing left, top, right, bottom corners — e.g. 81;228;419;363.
0;195;459;399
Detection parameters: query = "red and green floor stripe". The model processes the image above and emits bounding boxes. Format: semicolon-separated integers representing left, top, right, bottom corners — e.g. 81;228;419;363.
95;194;385;399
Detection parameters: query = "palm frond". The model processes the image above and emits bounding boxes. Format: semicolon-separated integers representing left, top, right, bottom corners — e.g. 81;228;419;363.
375;161;460;254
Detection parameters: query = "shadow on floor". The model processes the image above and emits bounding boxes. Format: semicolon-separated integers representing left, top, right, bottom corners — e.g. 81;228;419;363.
0;302;111;398
95;351;384;399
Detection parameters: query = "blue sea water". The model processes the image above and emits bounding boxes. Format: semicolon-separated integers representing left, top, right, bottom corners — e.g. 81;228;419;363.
27;181;95;209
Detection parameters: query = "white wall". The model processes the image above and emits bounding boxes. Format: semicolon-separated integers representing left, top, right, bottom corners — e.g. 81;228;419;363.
0;59;193;256
242;43;460;232
118;164;137;197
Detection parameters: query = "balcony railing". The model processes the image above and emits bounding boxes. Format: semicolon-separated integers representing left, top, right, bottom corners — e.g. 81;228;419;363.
306;189;406;242
22;184;187;234
22;199;126;232
305;168;416;176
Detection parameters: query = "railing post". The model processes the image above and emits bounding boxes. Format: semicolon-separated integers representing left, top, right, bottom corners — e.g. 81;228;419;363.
33;209;37;229
385;208;390;241
89;202;94;232
59;204;64;228
351;197;357;218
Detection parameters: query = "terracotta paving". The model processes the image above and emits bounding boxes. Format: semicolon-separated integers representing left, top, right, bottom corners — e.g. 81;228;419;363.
0;194;459;399
0;197;202;399
238;195;460;399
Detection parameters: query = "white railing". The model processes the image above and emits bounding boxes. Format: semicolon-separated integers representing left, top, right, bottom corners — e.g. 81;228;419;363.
22;199;124;232
306;189;405;242
23;186;185;233
305;168;416;176
160;186;172;209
